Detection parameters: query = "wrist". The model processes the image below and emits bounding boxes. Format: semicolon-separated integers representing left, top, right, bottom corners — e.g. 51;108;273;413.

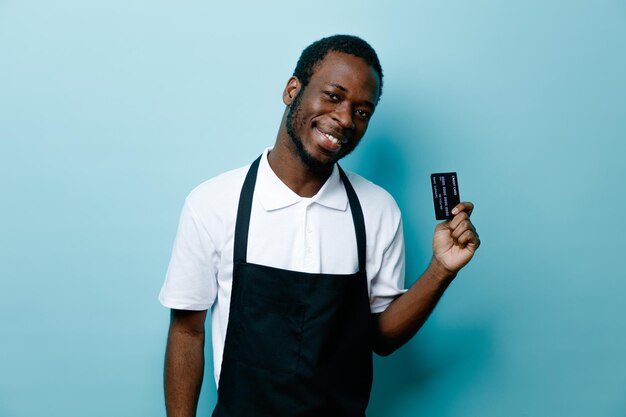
428;256;457;284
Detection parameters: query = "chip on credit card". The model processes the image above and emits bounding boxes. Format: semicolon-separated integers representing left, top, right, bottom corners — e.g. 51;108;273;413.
431;172;460;220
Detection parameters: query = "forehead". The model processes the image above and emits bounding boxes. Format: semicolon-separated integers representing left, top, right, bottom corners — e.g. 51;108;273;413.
308;51;380;104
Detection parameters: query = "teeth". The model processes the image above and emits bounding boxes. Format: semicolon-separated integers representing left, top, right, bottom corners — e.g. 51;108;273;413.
324;132;340;145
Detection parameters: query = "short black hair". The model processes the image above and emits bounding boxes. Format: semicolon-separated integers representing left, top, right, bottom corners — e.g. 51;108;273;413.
293;34;383;101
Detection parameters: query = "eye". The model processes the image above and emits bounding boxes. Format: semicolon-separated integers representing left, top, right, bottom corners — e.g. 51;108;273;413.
356;109;371;120
324;91;340;102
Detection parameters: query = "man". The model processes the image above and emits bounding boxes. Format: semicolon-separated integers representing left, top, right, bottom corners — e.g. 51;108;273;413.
160;35;480;417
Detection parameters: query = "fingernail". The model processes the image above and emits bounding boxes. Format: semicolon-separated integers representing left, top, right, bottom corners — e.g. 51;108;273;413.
452;207;459;215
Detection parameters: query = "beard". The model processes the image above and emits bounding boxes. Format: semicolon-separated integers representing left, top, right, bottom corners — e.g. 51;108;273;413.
286;89;353;171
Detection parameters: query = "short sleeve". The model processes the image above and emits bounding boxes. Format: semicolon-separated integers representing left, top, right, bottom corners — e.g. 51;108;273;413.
158;198;218;310
369;211;407;314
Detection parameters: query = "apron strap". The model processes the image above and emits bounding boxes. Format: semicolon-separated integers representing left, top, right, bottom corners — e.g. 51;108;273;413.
337;165;367;273
233;155;367;273
233;156;262;264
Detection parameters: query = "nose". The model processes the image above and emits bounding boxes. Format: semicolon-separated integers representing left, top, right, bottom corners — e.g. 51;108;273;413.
333;103;354;130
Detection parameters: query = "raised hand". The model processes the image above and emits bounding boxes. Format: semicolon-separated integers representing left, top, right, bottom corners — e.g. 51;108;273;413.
432;202;480;274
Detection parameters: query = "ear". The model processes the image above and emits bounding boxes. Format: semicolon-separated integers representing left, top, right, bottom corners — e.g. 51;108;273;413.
282;76;301;105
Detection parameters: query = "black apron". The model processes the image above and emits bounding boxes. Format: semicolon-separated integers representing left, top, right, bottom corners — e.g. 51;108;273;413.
212;156;373;417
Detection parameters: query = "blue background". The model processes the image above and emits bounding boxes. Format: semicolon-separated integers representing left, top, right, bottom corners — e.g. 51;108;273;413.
1;1;625;416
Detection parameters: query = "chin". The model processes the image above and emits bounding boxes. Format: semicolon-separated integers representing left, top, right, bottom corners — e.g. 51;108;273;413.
287;131;333;172
300;147;337;171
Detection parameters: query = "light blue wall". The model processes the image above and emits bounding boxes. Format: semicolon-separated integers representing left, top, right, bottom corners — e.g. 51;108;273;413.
1;1;625;416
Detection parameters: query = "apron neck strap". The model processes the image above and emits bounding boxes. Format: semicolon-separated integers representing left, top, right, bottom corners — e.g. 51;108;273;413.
337;165;367;272
233;156;261;265
234;155;367;272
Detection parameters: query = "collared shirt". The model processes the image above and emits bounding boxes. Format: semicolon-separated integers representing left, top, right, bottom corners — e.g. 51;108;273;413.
159;148;406;386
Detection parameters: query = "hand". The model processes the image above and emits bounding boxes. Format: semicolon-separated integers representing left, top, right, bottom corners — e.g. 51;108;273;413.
432;202;481;275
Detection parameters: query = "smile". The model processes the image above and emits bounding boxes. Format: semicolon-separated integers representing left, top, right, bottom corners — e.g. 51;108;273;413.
323;132;341;145
316;128;347;145
314;128;346;153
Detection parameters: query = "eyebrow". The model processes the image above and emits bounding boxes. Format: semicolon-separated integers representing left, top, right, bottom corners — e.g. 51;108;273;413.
326;83;375;109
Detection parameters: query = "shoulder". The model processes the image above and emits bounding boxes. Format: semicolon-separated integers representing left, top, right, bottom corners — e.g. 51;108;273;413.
344;171;401;218
184;164;251;218
343;170;404;260
343;170;403;239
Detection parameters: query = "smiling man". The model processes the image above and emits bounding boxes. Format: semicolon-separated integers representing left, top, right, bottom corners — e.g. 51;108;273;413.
160;35;480;417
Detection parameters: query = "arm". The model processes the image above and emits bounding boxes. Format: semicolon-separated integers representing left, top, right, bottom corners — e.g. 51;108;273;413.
164;309;208;417
372;202;480;356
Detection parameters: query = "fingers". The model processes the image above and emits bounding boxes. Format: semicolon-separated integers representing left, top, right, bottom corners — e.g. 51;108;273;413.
451;218;475;240
448;201;475;229
457;229;481;250
446;202;480;249
451;201;474;217
450;218;479;247
448;210;468;229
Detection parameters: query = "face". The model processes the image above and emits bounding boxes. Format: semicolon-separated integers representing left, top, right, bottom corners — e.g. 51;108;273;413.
284;51;380;170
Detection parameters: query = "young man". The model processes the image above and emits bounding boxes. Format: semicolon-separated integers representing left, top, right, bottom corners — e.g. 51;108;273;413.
160;35;480;417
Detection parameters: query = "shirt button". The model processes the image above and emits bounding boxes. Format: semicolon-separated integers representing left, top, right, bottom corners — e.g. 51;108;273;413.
307;228;312;234
306;247;312;254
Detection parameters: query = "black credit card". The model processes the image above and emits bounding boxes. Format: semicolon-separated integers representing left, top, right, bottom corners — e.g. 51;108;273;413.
431;172;460;220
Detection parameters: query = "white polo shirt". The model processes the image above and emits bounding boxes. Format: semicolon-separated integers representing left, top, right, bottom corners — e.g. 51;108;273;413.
159;148;406;386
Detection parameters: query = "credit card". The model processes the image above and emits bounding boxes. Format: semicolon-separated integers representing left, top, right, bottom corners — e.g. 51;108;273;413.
430;172;460;220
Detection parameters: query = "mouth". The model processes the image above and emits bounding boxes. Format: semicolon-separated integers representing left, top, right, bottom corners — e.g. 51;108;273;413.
315;127;348;152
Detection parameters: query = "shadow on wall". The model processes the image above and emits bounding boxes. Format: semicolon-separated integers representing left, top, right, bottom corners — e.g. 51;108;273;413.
348;126;493;417
368;325;493;417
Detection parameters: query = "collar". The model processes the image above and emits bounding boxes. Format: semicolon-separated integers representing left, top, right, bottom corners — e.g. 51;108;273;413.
256;148;348;212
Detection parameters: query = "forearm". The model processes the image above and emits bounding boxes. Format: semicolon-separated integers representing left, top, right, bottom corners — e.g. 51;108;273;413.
373;257;456;356
164;322;205;417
